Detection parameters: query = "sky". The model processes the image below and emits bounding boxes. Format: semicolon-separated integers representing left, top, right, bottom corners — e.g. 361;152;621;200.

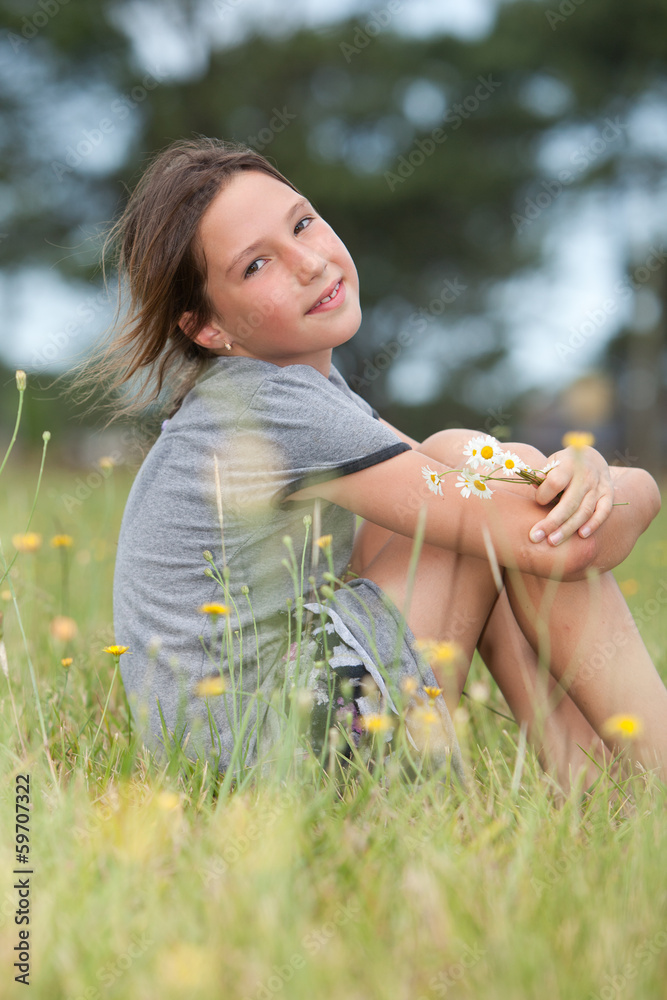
1;0;666;407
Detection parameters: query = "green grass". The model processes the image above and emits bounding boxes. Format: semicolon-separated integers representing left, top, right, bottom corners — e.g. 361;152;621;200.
1;452;667;1000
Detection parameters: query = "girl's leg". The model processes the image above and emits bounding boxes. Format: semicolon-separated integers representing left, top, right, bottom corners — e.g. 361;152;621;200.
417;429;667;782
478;588;612;791
347;525;500;719
351;515;609;791
504;567;667;781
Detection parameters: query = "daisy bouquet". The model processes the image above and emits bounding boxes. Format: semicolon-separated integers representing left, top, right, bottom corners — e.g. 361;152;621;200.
422;434;560;501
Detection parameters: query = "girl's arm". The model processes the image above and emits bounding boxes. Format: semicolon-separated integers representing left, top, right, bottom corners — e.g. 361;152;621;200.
286;447;659;582
376;417;626;548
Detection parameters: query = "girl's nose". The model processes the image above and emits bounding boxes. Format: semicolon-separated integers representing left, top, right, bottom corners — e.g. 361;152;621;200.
289;243;327;283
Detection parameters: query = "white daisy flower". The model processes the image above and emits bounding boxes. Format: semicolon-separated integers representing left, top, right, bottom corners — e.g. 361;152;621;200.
462;435;485;468
463;434;502;470
541;459;561;474
422;465;443;495
455;470;494;499
499;450;527;477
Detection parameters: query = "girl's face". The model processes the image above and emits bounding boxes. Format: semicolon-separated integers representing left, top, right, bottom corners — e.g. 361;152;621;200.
192;170;362;374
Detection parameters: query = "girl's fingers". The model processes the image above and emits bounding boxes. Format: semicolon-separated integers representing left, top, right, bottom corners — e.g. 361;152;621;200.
534;465;572;505
530;446;614;544
530;487;598;544
577;491;615;538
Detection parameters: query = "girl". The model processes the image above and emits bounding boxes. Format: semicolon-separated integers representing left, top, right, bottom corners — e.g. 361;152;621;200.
93;136;664;791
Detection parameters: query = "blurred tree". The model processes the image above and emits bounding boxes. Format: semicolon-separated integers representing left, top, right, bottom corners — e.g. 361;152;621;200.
0;0;666;458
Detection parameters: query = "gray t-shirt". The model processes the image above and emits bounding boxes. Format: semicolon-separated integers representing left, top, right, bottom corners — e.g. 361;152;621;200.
112;356;410;770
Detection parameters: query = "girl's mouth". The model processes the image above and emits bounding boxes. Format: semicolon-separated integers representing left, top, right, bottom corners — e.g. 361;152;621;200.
307;279;345;314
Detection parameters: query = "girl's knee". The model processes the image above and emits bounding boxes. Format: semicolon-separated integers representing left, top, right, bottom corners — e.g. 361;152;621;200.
416;428;478;465
504;441;548;469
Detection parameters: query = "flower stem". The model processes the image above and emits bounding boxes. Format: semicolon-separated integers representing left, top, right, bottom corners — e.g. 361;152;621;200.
0;381;24;479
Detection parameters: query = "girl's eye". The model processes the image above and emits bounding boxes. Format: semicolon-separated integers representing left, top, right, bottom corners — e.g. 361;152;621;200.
294;215;314;234
244;257;268;277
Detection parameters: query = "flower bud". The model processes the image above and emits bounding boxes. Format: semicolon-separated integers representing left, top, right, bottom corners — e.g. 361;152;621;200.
15;370;26;391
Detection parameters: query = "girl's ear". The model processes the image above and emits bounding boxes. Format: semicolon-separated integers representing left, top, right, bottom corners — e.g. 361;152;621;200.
179;311;228;349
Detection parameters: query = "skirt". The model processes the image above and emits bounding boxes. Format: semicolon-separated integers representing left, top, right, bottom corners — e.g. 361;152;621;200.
290;577;466;786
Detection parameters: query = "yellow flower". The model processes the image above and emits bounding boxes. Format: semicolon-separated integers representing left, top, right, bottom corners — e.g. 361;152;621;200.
50;534;73;548
619;578;639;597
103;644;130;656
98;456;115;470
316;534;333;549
156;791;181;811
415;639;460;667
413;706;439;728
194;675;226;697
61;657;73;668
361;713;392;734
198;603;229;616
400;676;418;696
602;714;644;740
562;431;595;450
406;703;450;755
12;533;42;553
423;685;442;701
50;616;78;642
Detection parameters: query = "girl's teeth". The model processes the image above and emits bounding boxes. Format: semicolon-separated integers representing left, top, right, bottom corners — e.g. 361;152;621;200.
318;281;340;305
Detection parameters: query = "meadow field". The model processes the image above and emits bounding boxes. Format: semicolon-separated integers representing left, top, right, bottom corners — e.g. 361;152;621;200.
1;432;667;1000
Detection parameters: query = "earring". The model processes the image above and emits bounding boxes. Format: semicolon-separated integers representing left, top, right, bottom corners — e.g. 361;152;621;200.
224;342;232;351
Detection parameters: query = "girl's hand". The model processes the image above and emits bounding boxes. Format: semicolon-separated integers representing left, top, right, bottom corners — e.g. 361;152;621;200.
529;447;615;546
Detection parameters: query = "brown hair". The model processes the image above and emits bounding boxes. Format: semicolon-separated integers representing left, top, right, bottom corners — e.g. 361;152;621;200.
67;136;302;426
